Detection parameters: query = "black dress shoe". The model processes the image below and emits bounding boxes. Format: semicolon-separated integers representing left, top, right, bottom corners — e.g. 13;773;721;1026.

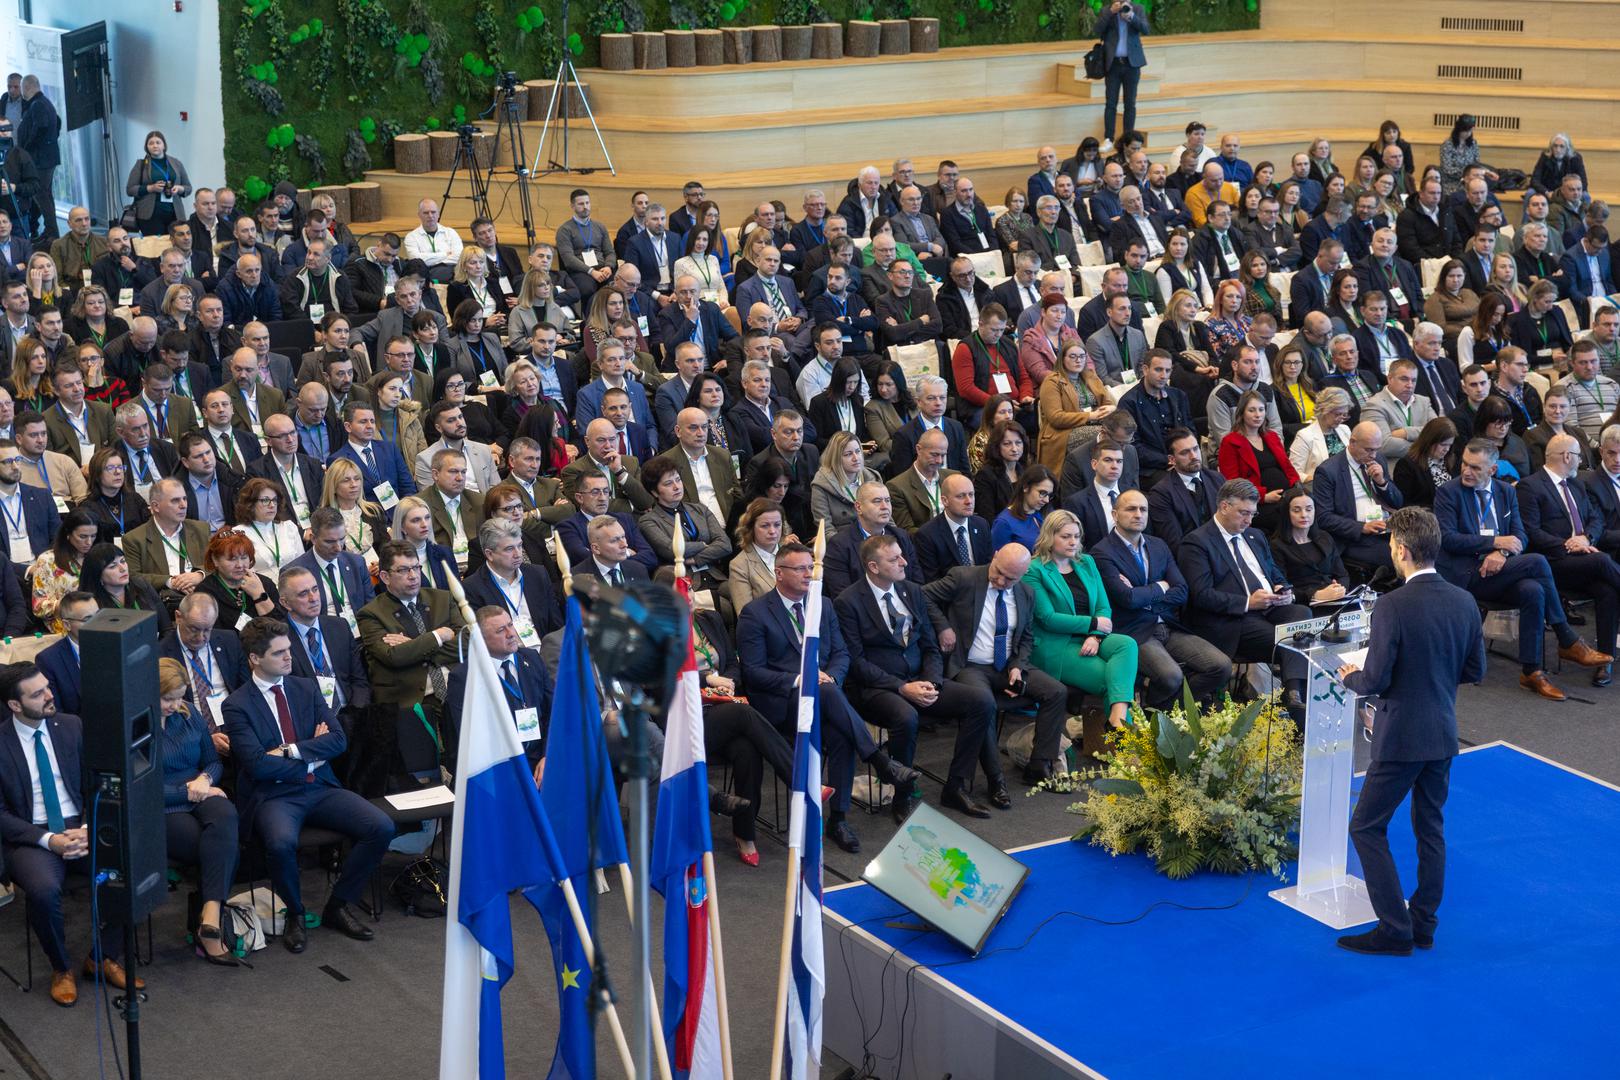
283;918;307;954
890;791;917;823
322;901;375;942
1336;928;1412;956
709;790;751;816
940;785;992;819
1020;759;1055;787
988;782;1012;810
1594;663;1613;688
871;753;921;790
1412;927;1434;950
826;820;861;853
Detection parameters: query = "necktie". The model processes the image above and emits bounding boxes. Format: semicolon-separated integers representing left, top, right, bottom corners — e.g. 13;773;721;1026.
1230;536;1264;594
764;278;789;320
618;431;627;456
1190;474;1204;503
306;625;327;674
992;589;1010;670
270;683;297;744
155;403;169;438
362;444;378;475
1477;488;1494;530
324;565;343;613
609;566;624;587
790;601;805;636
1219;231;1233;255
1131;542;1148;581
1560;480;1583;531
401;601;449;700
1424;364;1454;414
1108;489;1118;506
190;649;213;707
34;729;64;832
955;525;971;565
883;591;909;647
502;659;517;687
219;433;239;470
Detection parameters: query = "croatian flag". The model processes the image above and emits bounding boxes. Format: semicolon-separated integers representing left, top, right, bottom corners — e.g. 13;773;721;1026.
652;578;723;1078
439;617;563;1079
784;576;825;1079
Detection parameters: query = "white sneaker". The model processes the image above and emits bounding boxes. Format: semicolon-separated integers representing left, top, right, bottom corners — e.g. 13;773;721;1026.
1099;138;1115;154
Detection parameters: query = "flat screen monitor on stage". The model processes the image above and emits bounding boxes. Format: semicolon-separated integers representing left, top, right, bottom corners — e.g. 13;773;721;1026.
862;803;1029;957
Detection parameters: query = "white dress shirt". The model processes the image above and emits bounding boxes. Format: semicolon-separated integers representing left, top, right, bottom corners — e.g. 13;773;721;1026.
13;720;81;847
967;583;1019;666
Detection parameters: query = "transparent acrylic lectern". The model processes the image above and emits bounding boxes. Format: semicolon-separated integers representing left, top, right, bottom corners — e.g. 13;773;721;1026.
1270;609;1378;929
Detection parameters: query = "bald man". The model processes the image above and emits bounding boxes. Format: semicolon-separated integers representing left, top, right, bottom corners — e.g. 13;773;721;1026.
656;406;740;525
1311;421;1404;573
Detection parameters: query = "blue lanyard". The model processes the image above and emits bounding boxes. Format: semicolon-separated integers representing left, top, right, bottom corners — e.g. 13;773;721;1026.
467;338;487;372
186;647;215;689
23;456;48;489
151;157;172;183
56;402;89;443
498;665;525;706
493;571;525;617
0;493;23;536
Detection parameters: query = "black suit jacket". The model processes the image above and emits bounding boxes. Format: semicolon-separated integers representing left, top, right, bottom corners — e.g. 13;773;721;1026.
222;675;347;824
461;564;564;640
445;646;553;765
285;615;372;710
822;523;923;598
1176;520;1293;653
1148;469;1224;550
0;714;86;850
244;452;325;513
886;416;970;478
1517;468;1603;557
989;276;1042;324
735;589;851;731
913;513;992;583
1061;484;1117;550
935;279;993;342
921;565;1037;678
159;630;252;698
1396;203;1456;264
1090;530;1190;640
835;577;944;691
1412;357;1463;416
938;202;998;256
1579;467;1620;554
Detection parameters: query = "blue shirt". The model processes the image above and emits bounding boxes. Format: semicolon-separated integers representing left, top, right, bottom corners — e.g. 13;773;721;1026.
297;419;330;462
189;473;225;530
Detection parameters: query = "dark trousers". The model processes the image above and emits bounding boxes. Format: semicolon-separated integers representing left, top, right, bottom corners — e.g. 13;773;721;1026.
1546;551;1620;652
952;662;1067;777
569;271;604;306
704;701;793;843
165;797;241;906
1233;604;1312;684
1350;756;1451;941
1469;553;1572;668
854;679;996;790
5;818;120;972
252;785;395;915
31;165;57;240
1103;58;1141;141
771;684;876;813
1137;625;1232;708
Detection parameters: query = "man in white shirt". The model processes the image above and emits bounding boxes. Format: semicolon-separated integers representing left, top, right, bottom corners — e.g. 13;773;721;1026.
664;407;736;526
401;198;462;281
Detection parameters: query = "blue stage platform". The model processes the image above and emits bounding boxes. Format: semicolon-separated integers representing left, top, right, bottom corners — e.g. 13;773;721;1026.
823;743;1620;1079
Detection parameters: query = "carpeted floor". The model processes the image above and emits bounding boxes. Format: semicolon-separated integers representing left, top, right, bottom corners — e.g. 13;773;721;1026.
0;626;1614;1080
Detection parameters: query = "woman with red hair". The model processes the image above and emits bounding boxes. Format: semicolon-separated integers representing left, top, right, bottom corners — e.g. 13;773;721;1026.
197;529;283;630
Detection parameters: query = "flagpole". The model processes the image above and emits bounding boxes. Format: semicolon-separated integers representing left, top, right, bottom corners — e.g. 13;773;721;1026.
616;863;674;1080
702;849;737;1080
674;528;736;1080
768;522;826;1080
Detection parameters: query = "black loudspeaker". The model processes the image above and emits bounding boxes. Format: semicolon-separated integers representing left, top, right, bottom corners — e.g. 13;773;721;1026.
80;609;168;925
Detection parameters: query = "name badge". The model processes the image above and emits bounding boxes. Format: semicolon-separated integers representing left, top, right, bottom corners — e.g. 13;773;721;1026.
235;611;254;631
658;263;671;286
309;303;326;321
119;287;135;307
374;479;399;510
1144;302;1158;317
991;372;1014;395
1055;255;1072;271
316;675;338;709
1222;250;1240;271
975;231;988;248
53;496;70;514
636;315;649;336
582;250;600;268
1537;348;1554;360
384;281;396;295
82;269;93;285
205;692;228;727
78;443;96;466
516;619;540;648
1479;526;1496;537
343;609;361;636
294;503;313;528
453;534;471;568
479;370;499;389
514;706;541;742
497;275;512;294
1388;287;1407;308
701;290;719;304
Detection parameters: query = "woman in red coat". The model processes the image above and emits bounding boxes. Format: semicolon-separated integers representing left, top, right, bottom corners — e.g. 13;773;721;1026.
1217;388;1299;534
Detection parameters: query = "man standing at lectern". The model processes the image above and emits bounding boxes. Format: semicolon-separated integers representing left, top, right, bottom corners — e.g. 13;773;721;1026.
1335;507;1485;956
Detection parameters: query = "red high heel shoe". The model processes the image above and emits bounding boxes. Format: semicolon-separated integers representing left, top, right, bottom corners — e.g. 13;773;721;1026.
735;839;760;867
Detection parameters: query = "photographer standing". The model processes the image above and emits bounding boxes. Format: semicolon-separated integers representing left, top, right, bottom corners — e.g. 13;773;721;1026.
1097;0;1150;153
125;130;191;237
15;77;60;240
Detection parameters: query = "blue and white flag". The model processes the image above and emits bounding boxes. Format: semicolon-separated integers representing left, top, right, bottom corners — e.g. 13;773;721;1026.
439;620;563;1079
784;577;825;1079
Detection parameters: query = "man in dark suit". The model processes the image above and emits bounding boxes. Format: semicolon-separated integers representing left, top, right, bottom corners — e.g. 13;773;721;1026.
1354;230;1426;332
1289;240;1344;329
1395;177;1456;266
1147;430;1222;549
175;431;243;531
279;566;372;731
937;177;998;258
1335;507;1485;956
923;547;1069;787
1562;226;1615;322
736;542;918;854
656;276;738;369
839;533;996;820
1311;423;1403;573
1433;440;1610;700
356;543;466;720
246;412;325;521
1517;432;1620;684
837;169;898;242
445;606;552;782
1062;438;1127;549
1093;490;1230;706
1410;325;1462;418
568;514;653;585
1298;198;1351;267
224;618;394;953
554;473;659;577
1061;414;1142;500
0;663;141;1005
913;473;992;583
0;546;26;637
621;206;682;299
287;508;375;630
742;409;820;541
161;593;252;714
1119;351;1192;491
822;481;923;597
1176;478;1311;711
35;592;93;714
886;375;970;477
0;438;62;557
989;252;1045;325
1191;202;1248;284
934;258;994;342
1581;429;1620;558
1320;335;1383;424
328;402;417;514
461;519;562;647
1350;292;1415;383
1458;227;1498;296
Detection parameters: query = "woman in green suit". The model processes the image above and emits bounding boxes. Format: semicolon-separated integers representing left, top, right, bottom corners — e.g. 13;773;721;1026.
1023;509;1140;730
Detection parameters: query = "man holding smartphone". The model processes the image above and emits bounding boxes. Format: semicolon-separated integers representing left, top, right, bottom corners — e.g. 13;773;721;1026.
1097;0;1150;152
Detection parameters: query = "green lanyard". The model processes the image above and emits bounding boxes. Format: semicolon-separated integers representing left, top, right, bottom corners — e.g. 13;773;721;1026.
254;521;282;566
214;573;247;611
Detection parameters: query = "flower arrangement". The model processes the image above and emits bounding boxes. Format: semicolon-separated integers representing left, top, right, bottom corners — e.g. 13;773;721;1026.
1031;691;1303;879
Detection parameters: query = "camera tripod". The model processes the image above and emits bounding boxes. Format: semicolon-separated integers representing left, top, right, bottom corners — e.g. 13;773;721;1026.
441;124;491;223
530;0;615;177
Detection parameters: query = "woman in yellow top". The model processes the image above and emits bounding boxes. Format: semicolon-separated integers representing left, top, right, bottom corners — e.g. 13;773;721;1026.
1022;510;1139;730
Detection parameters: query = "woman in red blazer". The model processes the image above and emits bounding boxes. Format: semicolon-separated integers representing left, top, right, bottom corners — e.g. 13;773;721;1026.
1217;388;1300;533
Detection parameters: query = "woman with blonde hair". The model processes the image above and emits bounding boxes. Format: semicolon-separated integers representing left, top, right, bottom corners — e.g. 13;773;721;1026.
1023;509;1139;730
446;246;508;331
157;282;195;335
809;431;879;537
64;285;129;349
507;268;568;349
318;456;386;572
25;253;60;310
1488;252;1527;313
